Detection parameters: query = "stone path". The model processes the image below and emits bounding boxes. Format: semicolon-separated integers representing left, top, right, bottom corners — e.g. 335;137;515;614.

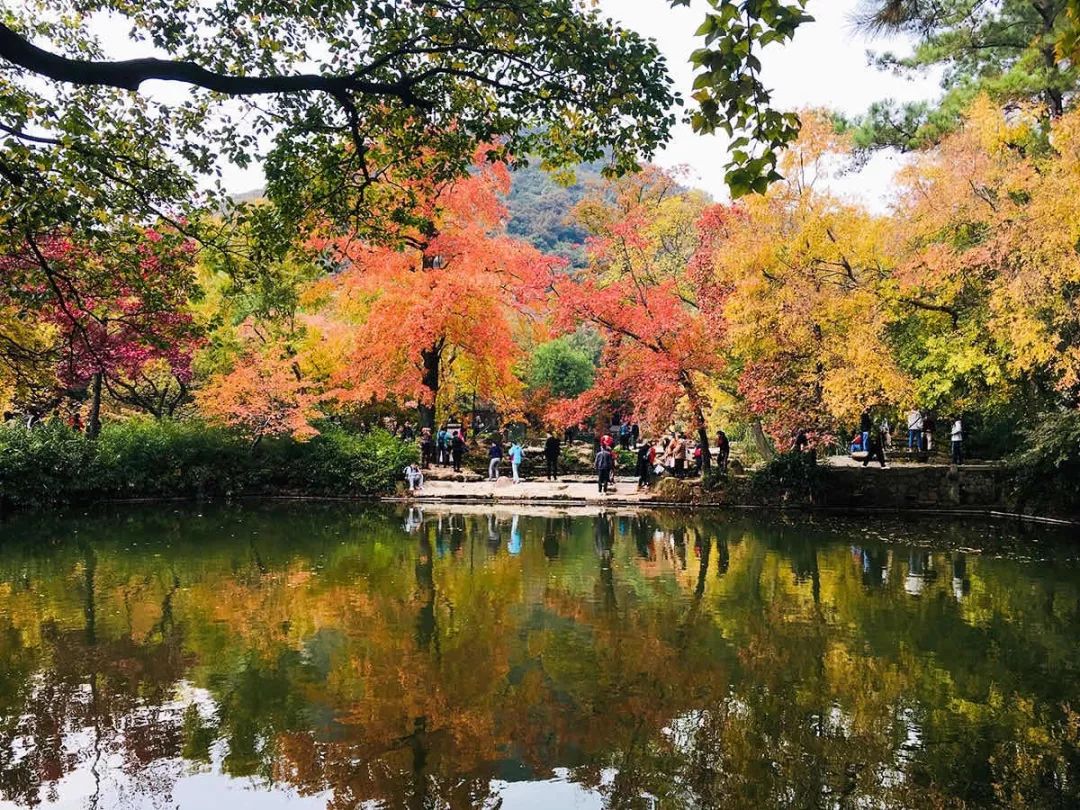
393;474;660;505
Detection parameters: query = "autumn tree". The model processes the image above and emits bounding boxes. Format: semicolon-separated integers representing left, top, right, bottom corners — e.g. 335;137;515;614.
696;112;911;444
889;96;1080;414
548;166;725;468
0;228;202;432
316;156;561;430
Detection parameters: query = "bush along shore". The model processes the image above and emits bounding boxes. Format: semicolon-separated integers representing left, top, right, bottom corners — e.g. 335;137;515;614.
0;419;416;511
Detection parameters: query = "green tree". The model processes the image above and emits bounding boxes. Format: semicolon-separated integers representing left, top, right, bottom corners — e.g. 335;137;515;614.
526;336;596;399
0;0;677;245
850;0;1079;149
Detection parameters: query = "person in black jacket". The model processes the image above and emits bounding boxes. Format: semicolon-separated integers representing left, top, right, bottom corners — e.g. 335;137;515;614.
595;446;614;494
544;432;561;480
451;431;466;472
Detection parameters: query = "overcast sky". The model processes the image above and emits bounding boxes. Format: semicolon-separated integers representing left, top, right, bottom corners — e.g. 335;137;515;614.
598;0;942;208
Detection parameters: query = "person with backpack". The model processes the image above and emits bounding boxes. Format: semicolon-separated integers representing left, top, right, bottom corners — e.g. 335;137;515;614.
544;432;561;481
488;438;504;481
451;430;466;472
436;426;449;466
509;440;525;483
595;444;614;495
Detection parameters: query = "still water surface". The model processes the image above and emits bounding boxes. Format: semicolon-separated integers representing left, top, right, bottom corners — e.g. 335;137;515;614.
0;503;1078;809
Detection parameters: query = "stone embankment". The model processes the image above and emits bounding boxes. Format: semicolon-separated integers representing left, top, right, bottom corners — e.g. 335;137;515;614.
393;461;1075;524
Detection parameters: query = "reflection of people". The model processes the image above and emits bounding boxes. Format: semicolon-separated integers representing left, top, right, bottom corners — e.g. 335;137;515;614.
952;553;970;601
403;506;423;533
487;513;501;553
508;514;522;555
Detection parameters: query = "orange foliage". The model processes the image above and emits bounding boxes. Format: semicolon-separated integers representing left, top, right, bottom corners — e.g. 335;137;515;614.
318;156;563;419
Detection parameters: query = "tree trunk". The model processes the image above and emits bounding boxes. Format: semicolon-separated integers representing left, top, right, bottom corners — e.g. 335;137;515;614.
87;371;102;438
751;418;776;461
418;342;442;431
679;372;710;473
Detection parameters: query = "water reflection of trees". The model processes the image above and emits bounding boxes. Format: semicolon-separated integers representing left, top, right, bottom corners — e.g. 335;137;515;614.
0;505;1077;808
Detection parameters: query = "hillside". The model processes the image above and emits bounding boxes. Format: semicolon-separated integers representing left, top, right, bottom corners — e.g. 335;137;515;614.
504;161;606;267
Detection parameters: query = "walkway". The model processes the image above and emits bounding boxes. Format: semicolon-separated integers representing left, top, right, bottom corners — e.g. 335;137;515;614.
392;475;660;506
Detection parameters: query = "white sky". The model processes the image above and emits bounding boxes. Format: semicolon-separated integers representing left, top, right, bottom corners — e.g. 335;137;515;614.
597;0;941;208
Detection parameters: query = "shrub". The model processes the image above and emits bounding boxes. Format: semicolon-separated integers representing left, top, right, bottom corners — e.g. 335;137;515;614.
1007;408;1080;513
748;451;821;503
92;418;250;498
0;421;92;507
0;419;417;510
274;427;417;495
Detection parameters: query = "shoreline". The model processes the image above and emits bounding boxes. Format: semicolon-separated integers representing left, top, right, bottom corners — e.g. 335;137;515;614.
3;491;1074;527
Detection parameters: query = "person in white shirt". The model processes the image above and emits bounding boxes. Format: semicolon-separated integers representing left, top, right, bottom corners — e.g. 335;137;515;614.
907;409;923;451
950;417;963;465
404;463;424;492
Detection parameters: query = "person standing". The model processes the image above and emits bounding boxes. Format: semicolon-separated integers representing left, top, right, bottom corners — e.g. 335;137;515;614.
488;438;503;480
860;409;872;455
544;432;561;481
437;426;449;466
509;440;525;483
923;412;937;453
451;430;466;472
419;428;433;469
636;439;655;489
907;409;923;451
630;422;640;449
792;428;809;453
619;421;631;450
879;415;891;451
715;429;730;472
673;433;687;477
595;444;614;495
950;416;964;465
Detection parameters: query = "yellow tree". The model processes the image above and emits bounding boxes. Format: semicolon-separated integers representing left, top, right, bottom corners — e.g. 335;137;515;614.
700;112;911;443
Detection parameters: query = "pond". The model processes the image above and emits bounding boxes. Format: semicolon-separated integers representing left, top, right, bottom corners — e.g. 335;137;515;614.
0;503;1077;809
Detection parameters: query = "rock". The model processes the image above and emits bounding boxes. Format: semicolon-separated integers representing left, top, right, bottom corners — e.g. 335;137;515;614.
729;459;745;475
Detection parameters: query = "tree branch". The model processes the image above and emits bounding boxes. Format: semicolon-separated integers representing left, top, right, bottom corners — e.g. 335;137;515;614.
0;22;431;108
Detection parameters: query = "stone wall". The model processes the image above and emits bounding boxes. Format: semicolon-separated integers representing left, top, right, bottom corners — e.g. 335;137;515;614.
816;465;1010;510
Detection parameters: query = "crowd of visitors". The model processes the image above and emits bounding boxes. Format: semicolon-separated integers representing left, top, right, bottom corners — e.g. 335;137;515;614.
847;407;966;467
400;405;971;493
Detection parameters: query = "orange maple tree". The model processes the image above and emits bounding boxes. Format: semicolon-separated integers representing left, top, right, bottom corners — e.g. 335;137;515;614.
547;167;730;465
317;154;562;428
